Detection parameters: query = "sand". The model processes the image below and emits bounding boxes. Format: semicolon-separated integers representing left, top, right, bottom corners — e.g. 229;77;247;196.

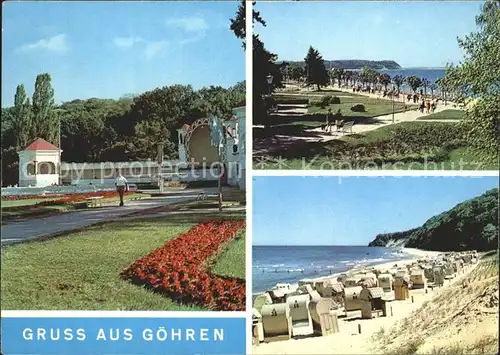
253;252;498;355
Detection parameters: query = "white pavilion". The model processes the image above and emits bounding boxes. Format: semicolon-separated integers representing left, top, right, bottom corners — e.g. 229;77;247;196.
17;138;62;187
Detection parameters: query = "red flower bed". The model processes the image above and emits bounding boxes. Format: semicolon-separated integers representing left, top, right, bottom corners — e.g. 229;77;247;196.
38;191;134;206
2;191;134;205
121;220;246;311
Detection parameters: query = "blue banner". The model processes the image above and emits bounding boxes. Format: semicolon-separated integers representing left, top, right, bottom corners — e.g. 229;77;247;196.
1;317;246;355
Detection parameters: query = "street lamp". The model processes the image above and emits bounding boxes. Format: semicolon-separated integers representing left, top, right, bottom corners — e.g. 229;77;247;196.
266;74;274;95
391;84;395;124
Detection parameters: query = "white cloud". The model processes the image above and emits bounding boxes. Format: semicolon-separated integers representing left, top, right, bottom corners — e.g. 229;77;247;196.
16;34;69;54
145;40;168;60
166;16;209;32
180;33;206;45
113;36;145;48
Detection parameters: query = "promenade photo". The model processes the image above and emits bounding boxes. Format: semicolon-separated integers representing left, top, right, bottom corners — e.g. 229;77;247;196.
252;1;499;170
1;1;247;311
252;176;499;354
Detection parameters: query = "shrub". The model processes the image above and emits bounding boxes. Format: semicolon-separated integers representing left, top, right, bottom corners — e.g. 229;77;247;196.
320;95;332;107
351;104;366;112
330;96;341;104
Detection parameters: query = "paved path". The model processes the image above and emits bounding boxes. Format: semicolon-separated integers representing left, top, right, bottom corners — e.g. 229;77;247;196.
1;188;218;246
302;105;453;142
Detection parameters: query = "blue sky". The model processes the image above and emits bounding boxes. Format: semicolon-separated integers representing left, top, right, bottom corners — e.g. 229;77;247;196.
254;1;482;68
253;176;498;246
2;1;244;107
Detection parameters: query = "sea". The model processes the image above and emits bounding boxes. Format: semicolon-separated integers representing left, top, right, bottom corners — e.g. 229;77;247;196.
377;68;446;92
253;245;413;294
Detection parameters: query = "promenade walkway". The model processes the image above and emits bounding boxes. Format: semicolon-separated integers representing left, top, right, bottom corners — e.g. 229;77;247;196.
1;188;218;246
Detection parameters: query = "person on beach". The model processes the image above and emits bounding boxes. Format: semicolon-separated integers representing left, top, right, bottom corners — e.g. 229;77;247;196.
420;100;425;113
431;100;437;112
115;169;128;207
426;100;431;114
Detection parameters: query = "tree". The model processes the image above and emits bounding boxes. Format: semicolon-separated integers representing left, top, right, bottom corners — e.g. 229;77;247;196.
304;46;329;91
360;66;377;87
331;68;345;87
392;75;405;93
12;84;32;148
445;0;500;162
429;83;438;98
406;75;423;94
421;78;430;97
379;73;391;91
232;1;281;124
230;0;264;49
32;73;57;144
127;85;198;157
193;86;245;119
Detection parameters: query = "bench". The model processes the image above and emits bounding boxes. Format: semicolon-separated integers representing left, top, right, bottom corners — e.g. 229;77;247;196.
196;192;220;201
85;196;104;208
340;121;354;134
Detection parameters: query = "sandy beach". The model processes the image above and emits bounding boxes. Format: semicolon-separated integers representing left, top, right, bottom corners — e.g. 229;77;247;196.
253;251;499;355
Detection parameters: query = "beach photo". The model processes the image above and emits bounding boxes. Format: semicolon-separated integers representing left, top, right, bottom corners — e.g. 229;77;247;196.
252;0;499;170
1;1;246;311
252;176;499;353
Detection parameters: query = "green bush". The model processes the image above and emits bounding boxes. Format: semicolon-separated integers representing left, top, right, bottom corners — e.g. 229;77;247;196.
350;104;366;112
330;96;341;104
320;95;332;107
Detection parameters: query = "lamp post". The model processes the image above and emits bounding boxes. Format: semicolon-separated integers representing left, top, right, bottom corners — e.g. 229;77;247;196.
266;74;273;95
392;84;395;124
266;74;274;121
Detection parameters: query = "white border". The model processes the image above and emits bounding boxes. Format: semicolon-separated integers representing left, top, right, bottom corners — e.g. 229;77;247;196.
244;0;254;353
1;311;245;318
253;170;500;177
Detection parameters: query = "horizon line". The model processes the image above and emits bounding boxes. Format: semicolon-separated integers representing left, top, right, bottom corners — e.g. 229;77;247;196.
252;244;389;247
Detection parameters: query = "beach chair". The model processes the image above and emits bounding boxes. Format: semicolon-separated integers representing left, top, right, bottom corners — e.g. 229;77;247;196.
308;297;339;336
261;303;293;342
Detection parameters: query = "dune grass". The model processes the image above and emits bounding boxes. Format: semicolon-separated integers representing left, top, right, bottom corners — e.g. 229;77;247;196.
1;211;245;310
376;254;499;355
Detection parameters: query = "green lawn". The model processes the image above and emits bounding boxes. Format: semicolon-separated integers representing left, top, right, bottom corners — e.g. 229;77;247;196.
1;212;245;310
209;228;245;279
1;198;60;208
254;120;498;170
308;99;410;117
417;109;465;120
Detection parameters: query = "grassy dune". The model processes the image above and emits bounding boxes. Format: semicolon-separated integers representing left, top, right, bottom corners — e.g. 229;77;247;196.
373;253;499;355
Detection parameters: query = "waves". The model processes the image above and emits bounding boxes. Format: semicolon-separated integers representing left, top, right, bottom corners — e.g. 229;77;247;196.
252;245;410;293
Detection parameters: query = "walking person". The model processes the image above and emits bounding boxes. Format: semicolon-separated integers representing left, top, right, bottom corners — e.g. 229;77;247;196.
419;100;425;113
336;118;344;132
115;169;128;207
431;100;437;113
426;100;431;114
325;108;333;133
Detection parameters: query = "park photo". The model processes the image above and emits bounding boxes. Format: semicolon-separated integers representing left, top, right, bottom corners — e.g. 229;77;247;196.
252;0;499;170
1;1;247;311
251;176;499;354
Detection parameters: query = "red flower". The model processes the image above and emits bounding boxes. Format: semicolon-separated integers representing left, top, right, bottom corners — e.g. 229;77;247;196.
120;221;246;311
